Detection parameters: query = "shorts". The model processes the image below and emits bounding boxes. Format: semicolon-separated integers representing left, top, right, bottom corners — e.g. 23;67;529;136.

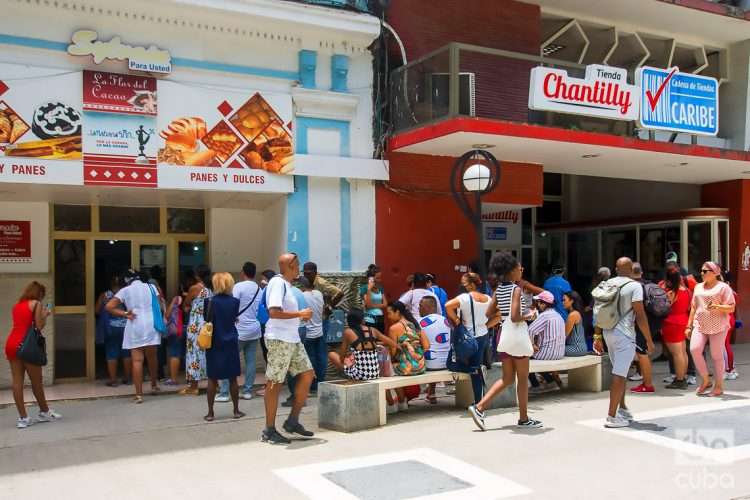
265;339;313;384
166;334;183;358
105;327;131;361
603;331;636;378
635;330;648;355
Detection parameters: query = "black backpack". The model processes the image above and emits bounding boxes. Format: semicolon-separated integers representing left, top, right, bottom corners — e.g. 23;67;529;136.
643;282;671;318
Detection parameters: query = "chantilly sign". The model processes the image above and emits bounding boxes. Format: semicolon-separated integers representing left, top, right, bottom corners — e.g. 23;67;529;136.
529;64;639;121
67;30;172;74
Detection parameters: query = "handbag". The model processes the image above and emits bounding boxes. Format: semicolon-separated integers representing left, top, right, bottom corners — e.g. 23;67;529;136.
447;294;480;373
496;317;533;357
16;303;48;366
149;284;167;336
166;296;184;337
197;298;213;350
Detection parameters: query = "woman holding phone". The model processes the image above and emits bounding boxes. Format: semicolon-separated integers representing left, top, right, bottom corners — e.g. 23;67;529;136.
363;265;387;333
5;282;61;429
686;261;735;397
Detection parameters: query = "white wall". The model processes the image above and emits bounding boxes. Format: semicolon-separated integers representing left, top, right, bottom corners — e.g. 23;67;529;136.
262;197;288;272
721;40;750;152
350;179;376;270
308;177;342;271
565;175;702;221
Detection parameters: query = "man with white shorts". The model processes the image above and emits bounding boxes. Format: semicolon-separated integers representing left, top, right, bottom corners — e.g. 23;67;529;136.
594;257;654;428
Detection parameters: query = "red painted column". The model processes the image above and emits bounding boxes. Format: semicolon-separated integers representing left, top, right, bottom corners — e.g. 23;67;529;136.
702;180;750;343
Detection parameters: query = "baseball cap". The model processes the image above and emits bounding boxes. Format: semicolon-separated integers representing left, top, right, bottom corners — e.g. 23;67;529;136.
533;291;555;305
665;251;678;263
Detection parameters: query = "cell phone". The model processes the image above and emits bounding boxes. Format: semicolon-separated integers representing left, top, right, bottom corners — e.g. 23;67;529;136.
45;303;53;312
368;277;375;285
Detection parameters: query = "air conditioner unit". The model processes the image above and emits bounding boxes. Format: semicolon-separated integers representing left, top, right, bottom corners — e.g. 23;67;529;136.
430;72;476;117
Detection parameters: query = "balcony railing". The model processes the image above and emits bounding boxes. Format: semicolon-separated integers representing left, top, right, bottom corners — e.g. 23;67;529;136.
288;0;375;14
389;42;734;151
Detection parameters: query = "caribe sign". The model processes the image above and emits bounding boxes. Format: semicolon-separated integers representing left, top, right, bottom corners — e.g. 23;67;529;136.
529;65;639;121
67;30;172;74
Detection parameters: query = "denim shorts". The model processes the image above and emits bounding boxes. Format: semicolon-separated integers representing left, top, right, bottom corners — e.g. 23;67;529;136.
166;334;183;359
105;327;130;361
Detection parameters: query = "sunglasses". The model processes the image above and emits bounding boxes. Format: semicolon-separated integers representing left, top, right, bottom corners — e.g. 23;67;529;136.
700;269;712;274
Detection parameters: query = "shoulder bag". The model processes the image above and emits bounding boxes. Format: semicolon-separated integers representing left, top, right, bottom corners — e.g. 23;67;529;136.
496;285;534;357
17;302;48;366
447;294;480;373
197;298;213;350
149;284;167;336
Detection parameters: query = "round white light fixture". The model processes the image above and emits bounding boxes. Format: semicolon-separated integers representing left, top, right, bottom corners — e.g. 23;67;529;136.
463;163;492;192
109;240;115;245
193;246;200;251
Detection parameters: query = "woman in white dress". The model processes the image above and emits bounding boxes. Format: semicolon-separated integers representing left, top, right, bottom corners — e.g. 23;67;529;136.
106;270;164;403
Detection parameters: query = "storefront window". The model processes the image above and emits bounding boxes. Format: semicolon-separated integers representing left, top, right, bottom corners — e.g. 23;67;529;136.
536;200;562;224
54;239;86;306
54;205;91;232
535;231;564;283
718;220;729;271
168;208;205;234
602;228;636;270
567;231;596;301
99;206;160;233
54;314;87;379
543;173;562;196
639;225;679;281
688;221;712;279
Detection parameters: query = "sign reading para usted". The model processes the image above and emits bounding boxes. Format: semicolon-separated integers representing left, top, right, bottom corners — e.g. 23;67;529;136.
0;220;31;263
529;65;639;121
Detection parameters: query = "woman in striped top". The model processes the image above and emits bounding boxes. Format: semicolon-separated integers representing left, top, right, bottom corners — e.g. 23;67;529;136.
469;252;542;430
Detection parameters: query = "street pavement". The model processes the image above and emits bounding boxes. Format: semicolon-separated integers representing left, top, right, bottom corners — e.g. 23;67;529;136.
1;349;749;500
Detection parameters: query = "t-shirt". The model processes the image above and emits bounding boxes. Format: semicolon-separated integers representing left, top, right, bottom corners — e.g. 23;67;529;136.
264;276;300;343
458;292;491;337
420;313;451;370
399;288;441;320
543;275;572;321
232;280;261;341
603;276;643;339
303;290;325;339
115;280;161;349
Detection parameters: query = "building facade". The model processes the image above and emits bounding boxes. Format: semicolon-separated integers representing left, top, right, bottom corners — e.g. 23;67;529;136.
381;0;750;340
0;0;384;386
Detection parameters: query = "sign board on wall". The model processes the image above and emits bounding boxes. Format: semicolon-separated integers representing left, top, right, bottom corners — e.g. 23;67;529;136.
529;65;639;121
0;220;31;263
481;204;522;248
637;66;719;136
0;63;293;193
67;30;172;74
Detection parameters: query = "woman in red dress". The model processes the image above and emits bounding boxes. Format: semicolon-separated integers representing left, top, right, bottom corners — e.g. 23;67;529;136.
661;264;691;389
5;281;61;429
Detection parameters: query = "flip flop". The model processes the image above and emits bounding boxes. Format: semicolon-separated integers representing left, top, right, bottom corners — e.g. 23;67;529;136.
233;411;246;419
204;415;214;422
133;395;144;404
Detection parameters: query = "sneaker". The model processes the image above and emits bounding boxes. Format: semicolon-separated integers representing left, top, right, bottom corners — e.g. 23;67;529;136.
37;409;62;422
630;384;655;394
468;405;486;431
261;428;291;445
215;394;230;403
724;370;739;381
387;403;398;415
627;373;644;382
16;417;32;429
665;379;688;389
663;374;676;383
605;416;630;428
241;391;253;400
398;401;408;412
687;375;697;386
283;420;314;437
163;379;178;386
617;408;633;421
518;418;543;429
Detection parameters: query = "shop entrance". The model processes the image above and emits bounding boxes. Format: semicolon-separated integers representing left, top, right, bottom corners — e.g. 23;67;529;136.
52;205;208;382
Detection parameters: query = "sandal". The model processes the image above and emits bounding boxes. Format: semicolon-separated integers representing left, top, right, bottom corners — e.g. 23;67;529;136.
696;382;713;395
204;415;214;422
233;411;246;419
133;395;144;404
178;387;200;396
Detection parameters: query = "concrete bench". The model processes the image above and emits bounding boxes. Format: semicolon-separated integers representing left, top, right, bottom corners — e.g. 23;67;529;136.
318;370;469;432
455;354;612;409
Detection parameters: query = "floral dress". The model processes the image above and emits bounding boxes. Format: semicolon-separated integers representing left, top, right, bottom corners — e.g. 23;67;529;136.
186;286;212;382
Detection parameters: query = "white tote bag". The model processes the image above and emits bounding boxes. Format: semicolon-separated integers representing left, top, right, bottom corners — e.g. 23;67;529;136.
496;317;533;357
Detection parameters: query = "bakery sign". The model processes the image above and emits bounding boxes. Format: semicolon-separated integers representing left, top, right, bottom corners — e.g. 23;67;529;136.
529;64;639;121
67;30;172;74
0;221;31;263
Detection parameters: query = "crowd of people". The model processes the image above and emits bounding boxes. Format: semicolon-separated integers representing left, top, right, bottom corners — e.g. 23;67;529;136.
3;249;741;438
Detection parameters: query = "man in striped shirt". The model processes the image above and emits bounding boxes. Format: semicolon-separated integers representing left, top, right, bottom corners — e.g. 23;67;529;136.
527;291;566;393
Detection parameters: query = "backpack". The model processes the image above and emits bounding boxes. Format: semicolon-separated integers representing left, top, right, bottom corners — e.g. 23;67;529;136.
643;282;670;318
257;278;287;326
592;278;633;330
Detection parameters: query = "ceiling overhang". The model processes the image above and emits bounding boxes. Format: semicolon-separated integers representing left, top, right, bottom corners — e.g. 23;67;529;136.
389;117;750;185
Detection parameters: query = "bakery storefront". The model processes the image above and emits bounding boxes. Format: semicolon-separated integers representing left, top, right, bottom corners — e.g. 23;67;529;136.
0;2;383;386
